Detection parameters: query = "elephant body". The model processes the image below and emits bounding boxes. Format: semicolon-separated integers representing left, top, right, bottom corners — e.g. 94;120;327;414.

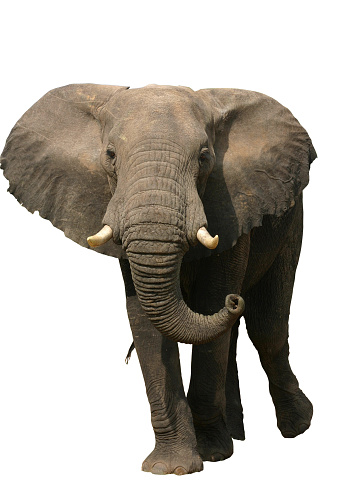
1;84;316;474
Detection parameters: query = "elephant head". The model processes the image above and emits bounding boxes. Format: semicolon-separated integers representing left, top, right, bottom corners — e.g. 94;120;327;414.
0;84;316;344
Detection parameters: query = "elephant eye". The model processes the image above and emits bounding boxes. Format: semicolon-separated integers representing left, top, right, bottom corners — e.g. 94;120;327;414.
106;148;116;160
198;148;210;166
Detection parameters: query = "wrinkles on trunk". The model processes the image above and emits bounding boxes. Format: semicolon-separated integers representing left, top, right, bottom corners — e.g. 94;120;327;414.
127;246;244;345
108;142;245;344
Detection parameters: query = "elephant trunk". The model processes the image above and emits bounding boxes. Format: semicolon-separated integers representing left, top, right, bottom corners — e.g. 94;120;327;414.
122;199;244;343
104;145;245;344
126;241;244;344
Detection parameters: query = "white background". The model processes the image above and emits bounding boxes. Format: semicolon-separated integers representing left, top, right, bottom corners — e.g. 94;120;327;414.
0;1;349;489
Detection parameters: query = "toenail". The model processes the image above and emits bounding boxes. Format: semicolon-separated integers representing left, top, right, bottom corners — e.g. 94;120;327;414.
174;466;187;475
151;462;168;475
283;431;297;438
298;423;309;434
211;453;224;461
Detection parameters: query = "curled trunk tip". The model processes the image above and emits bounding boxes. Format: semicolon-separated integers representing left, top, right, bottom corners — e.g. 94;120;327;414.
225;294;245;315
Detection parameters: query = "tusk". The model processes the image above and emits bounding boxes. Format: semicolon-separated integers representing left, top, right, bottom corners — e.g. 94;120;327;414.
197;227;219;250
87;225;113;247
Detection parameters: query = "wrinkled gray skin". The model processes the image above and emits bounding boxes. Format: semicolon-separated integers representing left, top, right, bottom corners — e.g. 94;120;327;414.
102;88;244;343
1;84;316;474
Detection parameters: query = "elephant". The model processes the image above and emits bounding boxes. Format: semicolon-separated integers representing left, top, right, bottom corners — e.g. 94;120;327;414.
1;84;316;475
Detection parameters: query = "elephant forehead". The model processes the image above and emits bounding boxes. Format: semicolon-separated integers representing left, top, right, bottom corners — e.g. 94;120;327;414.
107;86;211;127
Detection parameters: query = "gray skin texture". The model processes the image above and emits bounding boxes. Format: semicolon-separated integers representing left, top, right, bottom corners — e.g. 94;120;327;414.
1;84;316;475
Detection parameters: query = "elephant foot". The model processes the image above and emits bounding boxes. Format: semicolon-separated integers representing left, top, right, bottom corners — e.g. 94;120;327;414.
192;414;233;462
270;383;313;438
142;445;203;475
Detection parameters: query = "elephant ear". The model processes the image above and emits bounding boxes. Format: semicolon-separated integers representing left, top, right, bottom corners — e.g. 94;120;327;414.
1;84;128;258
195;88;317;258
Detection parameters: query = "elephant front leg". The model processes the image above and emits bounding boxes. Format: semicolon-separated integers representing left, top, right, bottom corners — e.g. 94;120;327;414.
187;330;234;462
225;320;245;440
186;238;250;462
126;295;203;475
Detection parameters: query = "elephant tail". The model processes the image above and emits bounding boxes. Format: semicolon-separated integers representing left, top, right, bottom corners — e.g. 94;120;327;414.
125;342;135;364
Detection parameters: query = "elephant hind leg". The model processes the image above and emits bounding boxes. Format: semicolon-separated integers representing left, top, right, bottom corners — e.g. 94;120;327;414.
244;227;313;438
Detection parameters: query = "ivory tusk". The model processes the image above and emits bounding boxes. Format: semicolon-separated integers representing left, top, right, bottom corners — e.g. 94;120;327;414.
197;227;219;250
87;225;113;247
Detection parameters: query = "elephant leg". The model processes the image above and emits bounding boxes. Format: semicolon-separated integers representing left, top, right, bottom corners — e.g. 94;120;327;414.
188;329;233;462
187;237;250;461
225;320;245;440
244;228;313;438
126;295;203;474
120;260;202;475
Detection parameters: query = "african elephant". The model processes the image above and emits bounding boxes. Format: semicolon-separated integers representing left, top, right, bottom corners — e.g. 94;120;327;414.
1;84;316;475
